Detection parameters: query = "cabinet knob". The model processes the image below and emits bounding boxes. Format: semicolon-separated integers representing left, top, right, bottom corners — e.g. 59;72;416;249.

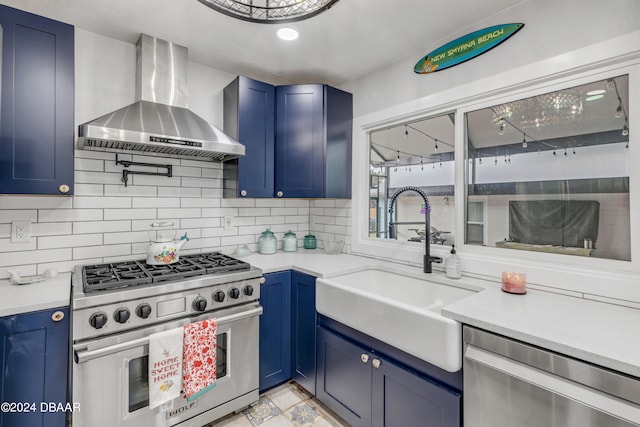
276;191;283;198
372;359;381;369
240;190;248;197
259;277;266;284
360;353;370;363
58;184;70;194
51;311;65;322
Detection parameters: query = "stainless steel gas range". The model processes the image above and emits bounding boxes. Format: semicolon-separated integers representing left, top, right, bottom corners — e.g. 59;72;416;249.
71;252;263;427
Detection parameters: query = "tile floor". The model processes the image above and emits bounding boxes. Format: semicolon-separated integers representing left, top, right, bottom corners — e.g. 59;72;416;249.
205;381;348;427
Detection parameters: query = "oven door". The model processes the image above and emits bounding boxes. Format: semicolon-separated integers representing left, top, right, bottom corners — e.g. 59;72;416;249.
72;303;261;427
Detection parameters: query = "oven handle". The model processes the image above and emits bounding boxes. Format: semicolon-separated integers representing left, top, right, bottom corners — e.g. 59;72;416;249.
74;305;263;364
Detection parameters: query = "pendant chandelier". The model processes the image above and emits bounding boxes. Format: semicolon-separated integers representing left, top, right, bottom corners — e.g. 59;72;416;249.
492;90;583;130
198;0;340;23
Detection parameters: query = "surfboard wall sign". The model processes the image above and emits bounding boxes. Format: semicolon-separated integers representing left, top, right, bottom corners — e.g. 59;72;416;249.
414;23;524;74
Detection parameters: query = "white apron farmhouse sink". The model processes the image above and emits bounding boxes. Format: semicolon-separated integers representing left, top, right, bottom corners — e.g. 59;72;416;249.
316;268;478;372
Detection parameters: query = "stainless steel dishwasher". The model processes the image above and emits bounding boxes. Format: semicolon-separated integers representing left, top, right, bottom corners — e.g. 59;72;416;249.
463;326;640;426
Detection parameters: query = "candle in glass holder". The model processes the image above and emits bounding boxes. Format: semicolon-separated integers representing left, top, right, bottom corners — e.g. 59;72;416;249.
502;272;526;294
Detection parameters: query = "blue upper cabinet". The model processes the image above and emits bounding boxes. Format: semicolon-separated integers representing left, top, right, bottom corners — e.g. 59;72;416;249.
223;76;275;198
275;84;352;198
0;5;74;195
0;307;70;427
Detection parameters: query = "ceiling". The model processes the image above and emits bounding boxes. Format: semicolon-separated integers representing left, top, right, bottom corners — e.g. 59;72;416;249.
1;0;524;86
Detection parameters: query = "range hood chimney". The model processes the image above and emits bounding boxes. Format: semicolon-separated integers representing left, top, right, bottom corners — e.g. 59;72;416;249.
78;34;245;161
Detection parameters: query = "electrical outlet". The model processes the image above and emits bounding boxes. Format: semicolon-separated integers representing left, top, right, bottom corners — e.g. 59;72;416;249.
224;216;233;230
11;220;31;243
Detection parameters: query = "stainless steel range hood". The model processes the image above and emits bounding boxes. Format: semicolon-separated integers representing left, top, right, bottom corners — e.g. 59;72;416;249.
78;34;244;161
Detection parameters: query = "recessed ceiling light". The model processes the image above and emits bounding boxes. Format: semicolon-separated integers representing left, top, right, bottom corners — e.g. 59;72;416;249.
277;28;299;41
585;94;604;101
586;89;606;96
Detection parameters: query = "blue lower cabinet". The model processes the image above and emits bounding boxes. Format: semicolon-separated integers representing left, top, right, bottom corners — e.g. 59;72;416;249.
372;355;461;427
316;325;461;427
259;271;292;392
316;326;372;427
291;271;317;394
0;307;70;427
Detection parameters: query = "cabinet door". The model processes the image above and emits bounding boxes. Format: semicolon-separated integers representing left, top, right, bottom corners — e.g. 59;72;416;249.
224;76;275;198
324;85;353;198
0;307;70;427
275;84;324;198
291;271;316;394
0;5;74;195
372;356;461;427
259;271;292;392
316;327;372;427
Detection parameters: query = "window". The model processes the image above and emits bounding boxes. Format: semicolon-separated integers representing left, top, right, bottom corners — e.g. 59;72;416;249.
465;75;630;261
368;113;456;246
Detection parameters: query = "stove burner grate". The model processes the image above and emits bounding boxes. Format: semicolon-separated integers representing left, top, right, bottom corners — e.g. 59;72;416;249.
81;251;251;293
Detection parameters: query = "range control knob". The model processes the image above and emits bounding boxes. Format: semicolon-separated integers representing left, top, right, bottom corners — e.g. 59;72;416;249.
213;290;226;302
136;303;152;319
244;285;254;296
113;308;130;324
193;297;208;312
229;288;240;299
89;312;108;329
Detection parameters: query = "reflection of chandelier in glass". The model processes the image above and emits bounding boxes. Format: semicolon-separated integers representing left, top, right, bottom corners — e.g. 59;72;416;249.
492;90;583;129
198;0;340;23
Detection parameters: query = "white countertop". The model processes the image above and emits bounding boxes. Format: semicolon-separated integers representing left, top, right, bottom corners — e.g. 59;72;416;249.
244;250;640;378
0;272;72;317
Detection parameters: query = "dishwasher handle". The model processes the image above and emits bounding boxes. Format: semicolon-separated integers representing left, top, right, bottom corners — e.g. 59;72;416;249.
463;325;640;405
466;345;640;425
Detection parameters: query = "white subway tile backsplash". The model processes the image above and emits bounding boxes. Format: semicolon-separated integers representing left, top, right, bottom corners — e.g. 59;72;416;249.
0;146;354;274
132;154;182;166
104;209;155;220
39;233;103;249
0;210;38;223
40;209;103;222
103;231;149;245
221;199;255;208
271;207;298;216
158;187;201;198
158;208;201;219
74;220;131;234
105;185;157;197
74;184;104;196
172;166;202;178
75;171;123;185
0;196;73;210
201;188;223;198
75;158;104;171
239;207;270;217
0;248;71;268
133;198;180;208
202;168;223;179
133;175;182;187
32;222;73;236
74;196;132;209
0;239;38;252
181;177;221;188
180;198;221;208
73;244;131;260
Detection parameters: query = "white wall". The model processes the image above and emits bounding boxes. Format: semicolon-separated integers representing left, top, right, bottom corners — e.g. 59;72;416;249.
0;29;351;279
342;0;640;117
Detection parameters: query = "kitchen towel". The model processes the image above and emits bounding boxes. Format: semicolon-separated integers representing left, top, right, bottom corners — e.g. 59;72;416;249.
182;318;217;401
148;328;183;409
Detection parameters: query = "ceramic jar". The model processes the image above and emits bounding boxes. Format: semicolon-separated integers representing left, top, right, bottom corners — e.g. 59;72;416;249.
258;228;277;255
283;230;298;252
303;234;317;249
